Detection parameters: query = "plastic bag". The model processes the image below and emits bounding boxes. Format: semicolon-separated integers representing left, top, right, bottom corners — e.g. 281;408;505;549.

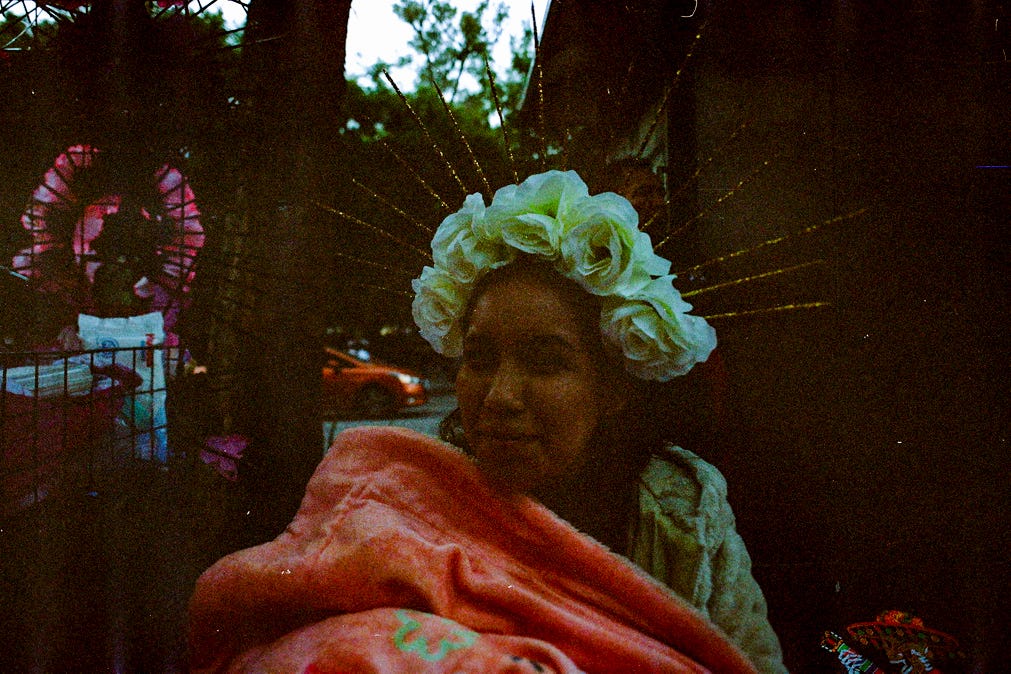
78;312;168;462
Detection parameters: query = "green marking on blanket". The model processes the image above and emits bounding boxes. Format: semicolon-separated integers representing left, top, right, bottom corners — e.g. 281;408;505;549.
392;609;478;662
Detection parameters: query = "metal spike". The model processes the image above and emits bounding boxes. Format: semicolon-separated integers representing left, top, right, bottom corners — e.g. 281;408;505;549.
682;260;824;298
356;282;413;298
352;178;434;236
428;75;492;195
383;70;469;198
703;302;831;320
368;128;453;213
313;200;432;262
675;208;867;276
636;27;705;161
651;118;750;225
334;249;416;276
485;58;520;185
531;2;548;170
654;154;779;252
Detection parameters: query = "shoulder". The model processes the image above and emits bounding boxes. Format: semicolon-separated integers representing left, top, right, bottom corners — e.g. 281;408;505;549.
638;444;734;537
632;448;789;673
629;444;737;608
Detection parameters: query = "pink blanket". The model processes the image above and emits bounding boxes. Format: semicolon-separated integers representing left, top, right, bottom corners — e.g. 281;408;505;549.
188;426;757;673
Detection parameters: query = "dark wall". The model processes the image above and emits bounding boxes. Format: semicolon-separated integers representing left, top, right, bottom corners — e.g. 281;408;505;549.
535;0;1006;670
690;2;1008;671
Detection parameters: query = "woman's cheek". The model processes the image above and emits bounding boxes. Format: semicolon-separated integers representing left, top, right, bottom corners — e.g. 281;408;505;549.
454;368;485;430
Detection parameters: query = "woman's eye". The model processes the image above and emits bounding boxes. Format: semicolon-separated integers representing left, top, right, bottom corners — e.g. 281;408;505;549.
462;345;496;372
526;348;567;375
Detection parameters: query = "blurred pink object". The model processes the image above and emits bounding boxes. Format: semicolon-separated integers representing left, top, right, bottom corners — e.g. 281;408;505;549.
12;144;205;331
2;363;142;516
201;434;247;482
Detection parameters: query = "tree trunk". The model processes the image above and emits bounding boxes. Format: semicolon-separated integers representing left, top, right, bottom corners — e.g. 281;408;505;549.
231;0;351;540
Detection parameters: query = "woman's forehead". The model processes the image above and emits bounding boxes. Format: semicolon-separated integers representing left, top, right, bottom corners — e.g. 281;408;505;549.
468;274;587;335
465;326;579;355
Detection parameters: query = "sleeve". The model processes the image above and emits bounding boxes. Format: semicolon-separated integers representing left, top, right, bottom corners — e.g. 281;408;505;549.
707;522;789;674
628;446;788;674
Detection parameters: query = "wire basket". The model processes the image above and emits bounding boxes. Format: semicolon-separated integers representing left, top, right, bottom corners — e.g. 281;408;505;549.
1;358;142;517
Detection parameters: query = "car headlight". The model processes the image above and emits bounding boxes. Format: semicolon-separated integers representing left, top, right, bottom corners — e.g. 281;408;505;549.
395;373;421;386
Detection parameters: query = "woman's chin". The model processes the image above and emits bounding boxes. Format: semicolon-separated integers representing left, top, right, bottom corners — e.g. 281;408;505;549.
474;450;545;496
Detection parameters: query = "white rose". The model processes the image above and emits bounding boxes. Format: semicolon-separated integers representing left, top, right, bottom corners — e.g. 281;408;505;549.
411;266;470;357
600;276;717;381
479;170;589;257
431;193;512;282
559;191;672;296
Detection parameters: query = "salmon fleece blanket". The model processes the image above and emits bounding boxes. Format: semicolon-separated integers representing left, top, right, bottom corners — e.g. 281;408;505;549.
188;426;757;673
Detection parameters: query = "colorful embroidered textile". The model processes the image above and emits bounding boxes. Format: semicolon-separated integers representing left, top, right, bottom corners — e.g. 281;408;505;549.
188;426;758;673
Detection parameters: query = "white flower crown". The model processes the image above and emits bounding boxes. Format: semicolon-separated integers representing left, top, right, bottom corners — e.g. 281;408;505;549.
411;170;717;381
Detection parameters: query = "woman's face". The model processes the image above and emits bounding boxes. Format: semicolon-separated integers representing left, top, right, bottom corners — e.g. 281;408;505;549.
456;270;624;497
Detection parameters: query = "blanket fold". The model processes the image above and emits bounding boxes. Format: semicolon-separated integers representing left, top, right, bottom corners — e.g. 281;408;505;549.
189;426;758;673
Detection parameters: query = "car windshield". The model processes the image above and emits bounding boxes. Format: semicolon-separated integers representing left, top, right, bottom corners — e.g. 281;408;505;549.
326;348;392;368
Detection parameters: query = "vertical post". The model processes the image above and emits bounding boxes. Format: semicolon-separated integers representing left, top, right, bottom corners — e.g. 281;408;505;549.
232;0;352;540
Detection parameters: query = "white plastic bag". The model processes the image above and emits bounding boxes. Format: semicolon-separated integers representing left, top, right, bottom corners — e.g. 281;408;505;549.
2;358;93;398
78;312;169;462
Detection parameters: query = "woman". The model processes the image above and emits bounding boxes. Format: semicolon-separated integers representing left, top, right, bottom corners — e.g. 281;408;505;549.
413;170;787;673
189;170;784;673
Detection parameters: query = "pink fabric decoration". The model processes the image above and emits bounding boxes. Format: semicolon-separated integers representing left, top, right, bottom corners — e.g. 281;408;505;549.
201;434;248;482
11;145;205;331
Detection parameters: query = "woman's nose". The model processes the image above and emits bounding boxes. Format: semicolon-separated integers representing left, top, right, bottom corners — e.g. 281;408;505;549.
483;363;525;412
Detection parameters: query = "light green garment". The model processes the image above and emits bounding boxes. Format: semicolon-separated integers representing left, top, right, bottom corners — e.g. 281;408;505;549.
627;445;789;674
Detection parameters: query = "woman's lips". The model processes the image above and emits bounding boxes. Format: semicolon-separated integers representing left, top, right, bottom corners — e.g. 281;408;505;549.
476;429;538;443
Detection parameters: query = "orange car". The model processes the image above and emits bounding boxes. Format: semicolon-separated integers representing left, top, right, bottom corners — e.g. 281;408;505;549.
321;348;428;417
